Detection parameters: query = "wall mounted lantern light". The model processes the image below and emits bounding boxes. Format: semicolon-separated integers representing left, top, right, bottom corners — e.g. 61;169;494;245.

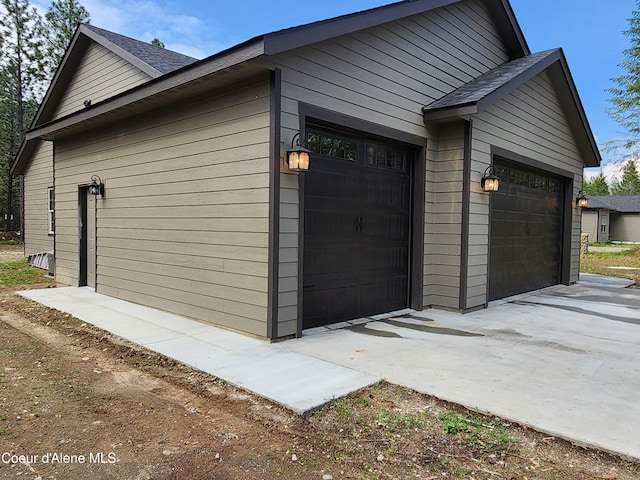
576;191;588;208
89;175;104;196
481;166;500;192
286;132;311;173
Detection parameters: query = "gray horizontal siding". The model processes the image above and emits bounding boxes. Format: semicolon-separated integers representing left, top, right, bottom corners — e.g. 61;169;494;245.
581;210;598;243
53;42;151;120
469;70;585;307
610;213;640;242
269;0;509;318
23;141;54;256
54;76;272;337
424;121;466;309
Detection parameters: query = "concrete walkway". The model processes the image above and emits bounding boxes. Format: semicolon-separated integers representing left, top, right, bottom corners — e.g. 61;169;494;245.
17;287;378;414
17;278;640;461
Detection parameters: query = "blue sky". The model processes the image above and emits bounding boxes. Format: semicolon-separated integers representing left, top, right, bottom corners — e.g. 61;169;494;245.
33;0;637;166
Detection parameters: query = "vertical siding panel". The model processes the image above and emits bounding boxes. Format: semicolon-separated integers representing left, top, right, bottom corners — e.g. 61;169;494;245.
54;76;272;337
23;141;54;256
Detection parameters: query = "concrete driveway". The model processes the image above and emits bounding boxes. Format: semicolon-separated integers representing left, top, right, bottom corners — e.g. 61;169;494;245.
286;281;640;460
18;277;640;460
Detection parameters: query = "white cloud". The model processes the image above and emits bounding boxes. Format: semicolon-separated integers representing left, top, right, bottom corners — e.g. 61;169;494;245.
585;158;640;184
80;0;232;58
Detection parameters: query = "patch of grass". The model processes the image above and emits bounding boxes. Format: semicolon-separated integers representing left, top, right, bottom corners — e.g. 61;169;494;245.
0;259;52;288
376;408;426;431
439;411;471;435
439;410;515;454
581;246;640;286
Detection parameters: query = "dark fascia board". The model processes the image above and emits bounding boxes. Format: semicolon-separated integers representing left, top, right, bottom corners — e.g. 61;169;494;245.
264;0;456;55
28;38;264;141
30;27;88;129
486;0;530;57
423;49;560;121
11;39;266;175
424;50;601;167
30;24;163;131
11;139;35;175
263;0;528;58
80;24;163;78
24;39;264;141
15;0;530;174
546;53;601;168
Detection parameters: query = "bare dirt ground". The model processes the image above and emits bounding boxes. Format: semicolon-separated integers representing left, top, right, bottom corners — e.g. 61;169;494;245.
1;244;638;479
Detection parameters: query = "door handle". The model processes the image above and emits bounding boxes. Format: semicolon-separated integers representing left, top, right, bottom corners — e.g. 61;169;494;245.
355;216;364;233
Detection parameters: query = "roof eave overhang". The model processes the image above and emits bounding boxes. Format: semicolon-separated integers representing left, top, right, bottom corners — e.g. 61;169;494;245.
263;0;528;58
423;51;601;168
12;38;267;175
263;0;458;55
423;104;479;122
81;25;163;78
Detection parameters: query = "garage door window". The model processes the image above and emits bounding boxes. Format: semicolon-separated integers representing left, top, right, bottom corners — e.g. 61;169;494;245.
365;142;407;171
307;131;357;161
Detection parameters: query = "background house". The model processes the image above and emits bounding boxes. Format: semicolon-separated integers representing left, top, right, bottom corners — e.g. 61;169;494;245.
582;196;640;243
12;0;600;340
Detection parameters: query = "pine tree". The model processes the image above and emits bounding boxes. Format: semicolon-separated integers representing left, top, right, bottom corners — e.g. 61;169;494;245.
611;159;640;195
608;1;640;152
583;172;610;196
44;0;90;71
0;0;47;231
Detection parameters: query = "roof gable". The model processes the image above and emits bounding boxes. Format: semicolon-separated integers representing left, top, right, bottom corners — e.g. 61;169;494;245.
423;48;601;167
82;25;197;76
11;0;566;176
32;24;197;128
261;0;528;58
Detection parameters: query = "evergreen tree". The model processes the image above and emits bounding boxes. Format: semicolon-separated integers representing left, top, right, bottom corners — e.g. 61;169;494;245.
611;159;640;195
583;172;610;196
608;1;640;152
44;0;90;71
0;0;47;231
151;37;165;48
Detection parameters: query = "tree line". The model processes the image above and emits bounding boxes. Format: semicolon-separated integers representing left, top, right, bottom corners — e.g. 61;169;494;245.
0;0;89;232
583;159;640;196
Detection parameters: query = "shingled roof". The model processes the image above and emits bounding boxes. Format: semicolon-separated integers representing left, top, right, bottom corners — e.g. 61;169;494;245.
422;47;600;168
585;196;640;213
83;24;197;75
423;49;558;114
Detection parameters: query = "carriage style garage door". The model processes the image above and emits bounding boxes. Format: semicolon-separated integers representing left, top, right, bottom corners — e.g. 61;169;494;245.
302;126;411;329
489;160;565;301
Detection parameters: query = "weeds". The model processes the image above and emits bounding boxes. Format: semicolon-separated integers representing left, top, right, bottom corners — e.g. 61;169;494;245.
0;259;52;288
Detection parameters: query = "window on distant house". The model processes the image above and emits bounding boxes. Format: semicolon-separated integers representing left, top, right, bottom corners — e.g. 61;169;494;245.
47;187;54;235
600;214;608;234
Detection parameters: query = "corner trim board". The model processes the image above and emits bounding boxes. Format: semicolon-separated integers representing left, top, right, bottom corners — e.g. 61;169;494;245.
268;69;282;340
459;120;472;311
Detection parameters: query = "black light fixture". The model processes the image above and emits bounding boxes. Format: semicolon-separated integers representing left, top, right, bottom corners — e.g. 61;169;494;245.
481;166;500;192
576;191;588;208
89;175;104;196
286;132;311;172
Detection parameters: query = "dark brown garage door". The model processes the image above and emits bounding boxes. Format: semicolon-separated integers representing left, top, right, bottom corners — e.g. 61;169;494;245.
489;160;564;301
302;126;411;329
